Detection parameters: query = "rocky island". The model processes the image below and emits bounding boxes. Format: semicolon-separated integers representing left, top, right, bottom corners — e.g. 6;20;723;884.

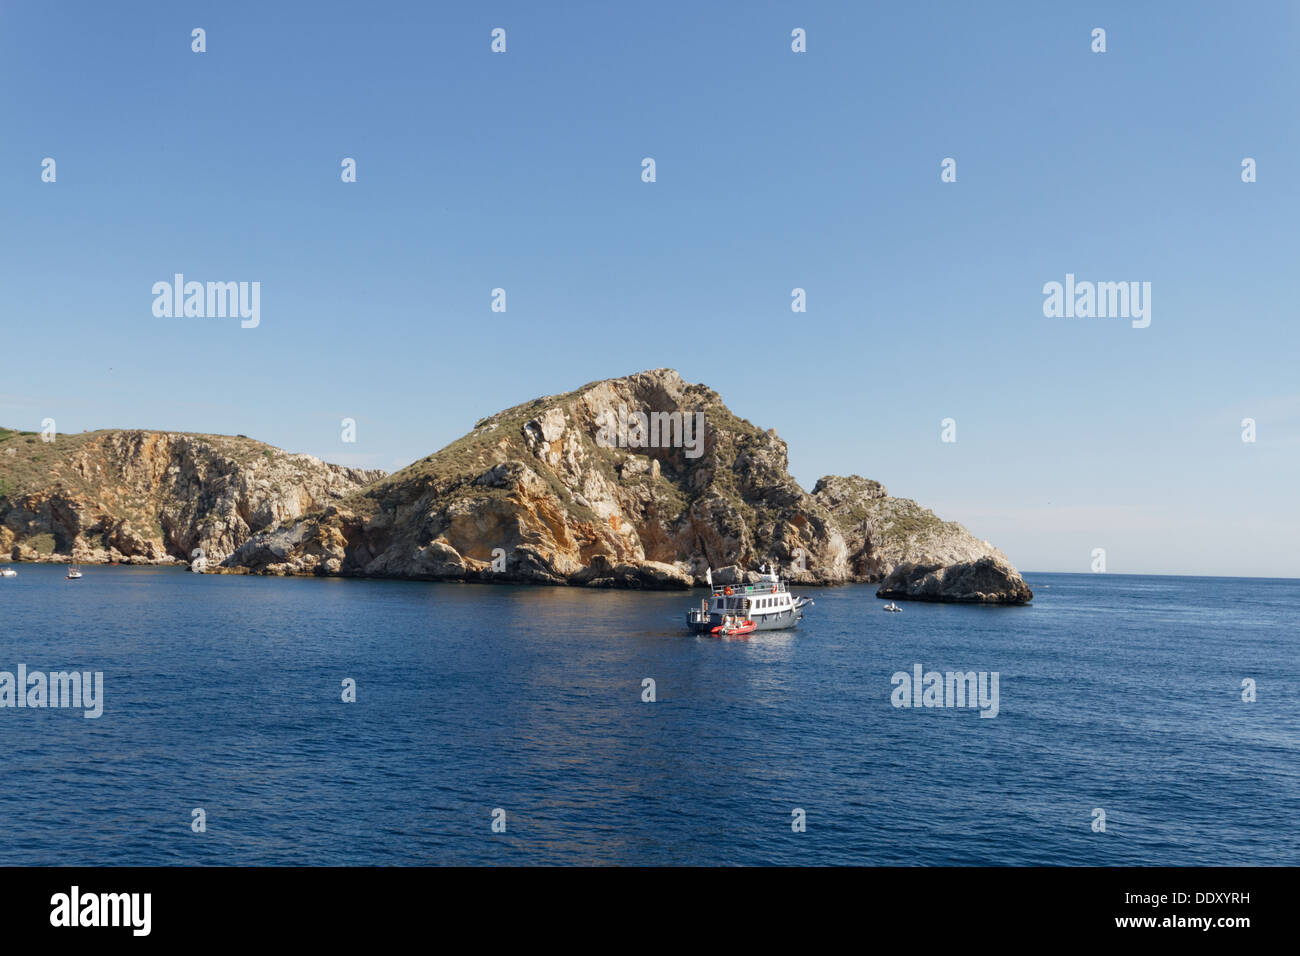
0;370;1031;604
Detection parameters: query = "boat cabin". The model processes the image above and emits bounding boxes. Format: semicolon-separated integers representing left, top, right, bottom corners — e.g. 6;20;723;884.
703;572;795;623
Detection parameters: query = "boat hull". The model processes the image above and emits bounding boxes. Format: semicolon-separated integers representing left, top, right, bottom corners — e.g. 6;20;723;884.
687;605;804;633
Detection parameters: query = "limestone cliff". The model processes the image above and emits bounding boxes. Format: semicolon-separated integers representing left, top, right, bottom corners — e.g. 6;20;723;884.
219;370;1032;604
0;428;383;566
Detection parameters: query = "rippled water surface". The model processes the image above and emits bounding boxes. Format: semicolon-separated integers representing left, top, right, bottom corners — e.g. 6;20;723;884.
0;567;1295;864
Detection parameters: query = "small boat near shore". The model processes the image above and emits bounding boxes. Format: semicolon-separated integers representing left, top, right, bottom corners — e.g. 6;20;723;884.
0;567;16;578
882;602;901;613
65;568;83;580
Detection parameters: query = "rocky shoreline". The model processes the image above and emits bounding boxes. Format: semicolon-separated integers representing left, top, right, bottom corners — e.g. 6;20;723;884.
7;553;1033;608
0;553;183;566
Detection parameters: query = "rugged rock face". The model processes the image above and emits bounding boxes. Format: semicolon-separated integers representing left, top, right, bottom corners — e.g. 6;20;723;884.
0;428;383;566
811;475;1026;589
220;369;1032;604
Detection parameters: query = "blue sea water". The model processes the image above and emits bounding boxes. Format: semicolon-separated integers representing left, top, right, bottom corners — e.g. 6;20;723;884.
0;566;1295;865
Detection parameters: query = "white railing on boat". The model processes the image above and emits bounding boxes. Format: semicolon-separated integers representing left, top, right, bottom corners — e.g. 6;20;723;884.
711;582;787;596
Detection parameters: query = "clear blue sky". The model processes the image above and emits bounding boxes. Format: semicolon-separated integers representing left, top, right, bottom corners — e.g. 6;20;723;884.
2;2;1296;577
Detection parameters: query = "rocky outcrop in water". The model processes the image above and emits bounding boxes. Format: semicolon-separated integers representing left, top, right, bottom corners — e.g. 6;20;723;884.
875;556;1034;605
219;370;1032;604
0;429;383;566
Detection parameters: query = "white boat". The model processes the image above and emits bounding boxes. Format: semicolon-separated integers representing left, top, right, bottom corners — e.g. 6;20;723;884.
66;568;83;580
0;568;16;578
686;564;812;632
883;602;901;613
